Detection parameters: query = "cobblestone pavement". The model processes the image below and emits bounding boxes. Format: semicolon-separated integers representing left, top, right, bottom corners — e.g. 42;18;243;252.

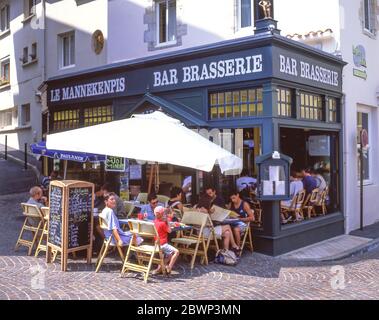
1;192;379;300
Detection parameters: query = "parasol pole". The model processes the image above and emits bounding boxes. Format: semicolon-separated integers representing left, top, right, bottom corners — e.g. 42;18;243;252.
63;160;68;179
147;163;155;194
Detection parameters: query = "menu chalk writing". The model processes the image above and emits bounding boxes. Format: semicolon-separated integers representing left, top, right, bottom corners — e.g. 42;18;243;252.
67;187;92;249
48;185;63;246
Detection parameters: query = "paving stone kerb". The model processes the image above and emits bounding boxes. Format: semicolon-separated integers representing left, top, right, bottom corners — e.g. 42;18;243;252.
1;192;379;300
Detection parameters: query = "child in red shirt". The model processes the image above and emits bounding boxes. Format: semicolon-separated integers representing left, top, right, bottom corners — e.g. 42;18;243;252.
153;206;179;275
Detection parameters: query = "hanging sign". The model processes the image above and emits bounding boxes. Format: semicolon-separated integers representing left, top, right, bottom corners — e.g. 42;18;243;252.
105;156;126;172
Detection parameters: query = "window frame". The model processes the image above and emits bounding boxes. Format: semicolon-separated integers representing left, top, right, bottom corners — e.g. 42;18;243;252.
0;4;10;33
276;87;293;118
24;0;37;19
21;103;31;126
357;107;373;185
209;87;263;120
155;0;177;46
363;0;376;35
237;0;254;30
0;58;10;85
0;109;13;129
299;91;323;121
58;31;75;69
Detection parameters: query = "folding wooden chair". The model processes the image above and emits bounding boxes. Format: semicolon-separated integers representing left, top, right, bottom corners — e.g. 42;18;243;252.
95;217;127;272
303;188;319;219
125;202;136;218
35;206;49;257
239;221;253;257
157;194;170;206
171;211;209;269
15;203;45;255
135;192;148;204
121;220;165;283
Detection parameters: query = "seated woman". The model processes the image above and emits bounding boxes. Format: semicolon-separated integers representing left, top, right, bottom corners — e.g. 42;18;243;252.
196;193;240;253
167;186;184;221
229;190;255;248
99;193;143;247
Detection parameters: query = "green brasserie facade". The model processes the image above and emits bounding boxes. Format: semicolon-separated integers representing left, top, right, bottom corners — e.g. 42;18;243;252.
44;23;346;255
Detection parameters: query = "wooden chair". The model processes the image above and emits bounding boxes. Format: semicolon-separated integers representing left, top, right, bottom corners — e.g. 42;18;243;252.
125;202;135;218
121;220;166;283
173;208;183;221
157;194;170;206
239;221;253;257
303;188;319;219
171;211;209;269
250;200;263;227
95;217;127;272
281;190;306;221
315;187;328;215
15;203;45;255
135;192;148;204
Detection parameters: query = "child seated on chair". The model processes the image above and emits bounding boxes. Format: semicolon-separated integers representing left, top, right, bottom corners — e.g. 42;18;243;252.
99;193;143;247
152;206;179;274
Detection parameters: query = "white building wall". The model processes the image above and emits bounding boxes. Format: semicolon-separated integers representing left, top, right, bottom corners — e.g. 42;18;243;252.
0;0;44;151
108;0;254;63
45;0;107;78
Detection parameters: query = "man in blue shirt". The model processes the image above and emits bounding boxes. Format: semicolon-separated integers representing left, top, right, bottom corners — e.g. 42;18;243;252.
140;192;164;220
301;168;317;195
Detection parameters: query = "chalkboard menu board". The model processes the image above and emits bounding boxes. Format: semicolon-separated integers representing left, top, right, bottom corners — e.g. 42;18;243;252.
47;180;94;271
68;187;92;249
48;185;63;246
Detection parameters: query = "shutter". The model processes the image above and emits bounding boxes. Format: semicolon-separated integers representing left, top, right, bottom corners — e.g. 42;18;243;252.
369;0;377;33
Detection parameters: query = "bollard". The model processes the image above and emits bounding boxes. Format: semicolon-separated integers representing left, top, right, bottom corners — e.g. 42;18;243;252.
5;135;7;160
24;143;27;170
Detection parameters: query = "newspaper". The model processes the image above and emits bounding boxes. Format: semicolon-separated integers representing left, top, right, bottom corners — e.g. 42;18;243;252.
210;205;239;222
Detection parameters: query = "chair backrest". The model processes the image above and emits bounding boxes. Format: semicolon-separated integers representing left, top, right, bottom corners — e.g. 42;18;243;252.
40;206;49;220
136;192;148;204
98;216;109;230
157;194;170;206
173;208;183;220
181;211;208;228
295;190;306;205
21;203;43;219
127;219;159;239
124;202;135;218
309;188;319;203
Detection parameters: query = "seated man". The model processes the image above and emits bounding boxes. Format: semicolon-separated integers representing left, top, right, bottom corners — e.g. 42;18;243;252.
301;168;318;196
140;192;164;220
205;185;226;208
229;190;255;249
27;186;47;209
40;170;59;195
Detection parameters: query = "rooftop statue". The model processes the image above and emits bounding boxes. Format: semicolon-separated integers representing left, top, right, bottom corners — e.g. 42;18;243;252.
259;0;272;19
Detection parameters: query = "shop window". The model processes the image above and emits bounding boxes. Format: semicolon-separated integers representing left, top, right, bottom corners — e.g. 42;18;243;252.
84;105;113;127
156;0;176;45
277;87;292;117
328;97;338;122
209;87;263;119
0;4;10;32
59;31;75;69
357;111;371;181
299;92;323;121
53;109;79;132
0;59;10;86
0;109;12;128
21;103;30;125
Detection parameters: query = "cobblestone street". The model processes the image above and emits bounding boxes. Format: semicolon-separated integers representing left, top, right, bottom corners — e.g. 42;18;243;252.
1;190;379;300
